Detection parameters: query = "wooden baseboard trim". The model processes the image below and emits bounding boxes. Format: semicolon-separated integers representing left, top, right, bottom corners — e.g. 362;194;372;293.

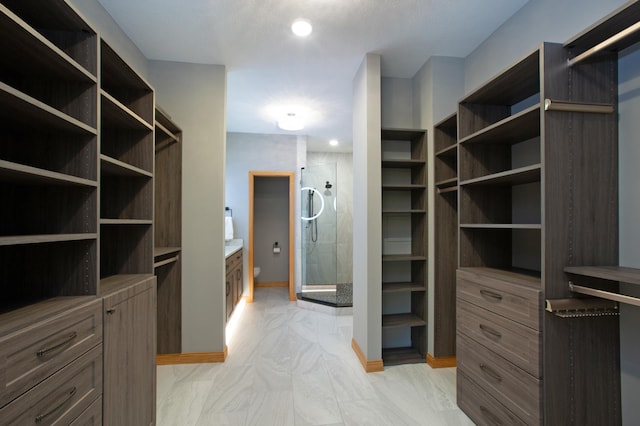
156;347;228;365
351;338;384;373
426;353;456;368
255;281;289;288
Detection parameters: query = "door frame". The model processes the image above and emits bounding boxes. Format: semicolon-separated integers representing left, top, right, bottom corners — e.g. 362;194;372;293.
248;171;296;302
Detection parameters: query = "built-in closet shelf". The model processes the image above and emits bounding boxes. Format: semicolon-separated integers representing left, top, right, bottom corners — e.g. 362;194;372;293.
100;219;153;225
382;184;426;190
459;104;540;145
0;233;97;246
565;266;640;284
154;256;179;269
382;255;427;262
435;177;458;189
381;128;427;141
382;209;426;214
0;82;97;134
460;164;541;187
382;347;425;366
564;1;640;65
0;295;97;336
437;186;458;194
100;154;153;178
435;144;457;158
0;7;96;83
461;49;539;106
460;224;542;229
381;159;425;168
101;90;153;130
99;273;155;297
154;247;181;258
0;160;97;187
382;313;426;328
382;282;426;293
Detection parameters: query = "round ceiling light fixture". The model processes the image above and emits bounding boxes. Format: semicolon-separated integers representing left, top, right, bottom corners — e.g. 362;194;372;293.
277;112;304;131
329;139;339;146
291;19;312;37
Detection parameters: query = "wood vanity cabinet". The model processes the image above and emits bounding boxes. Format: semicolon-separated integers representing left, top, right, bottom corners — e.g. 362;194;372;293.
102;275;157;426
225;250;243;322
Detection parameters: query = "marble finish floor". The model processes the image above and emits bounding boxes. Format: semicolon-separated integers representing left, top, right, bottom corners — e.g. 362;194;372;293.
156;287;473;426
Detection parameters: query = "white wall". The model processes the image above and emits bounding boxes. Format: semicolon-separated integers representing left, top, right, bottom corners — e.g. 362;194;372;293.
352;53;382;360
225;132;304;295
381;77;414;129
148;61;227;353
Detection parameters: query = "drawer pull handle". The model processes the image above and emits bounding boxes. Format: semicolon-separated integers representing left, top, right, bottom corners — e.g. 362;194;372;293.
479;324;502;339
480;405;502;426
35;387;77;423
480;289;503;301
479;363;503;382
36;332;78;358
106;308;116;315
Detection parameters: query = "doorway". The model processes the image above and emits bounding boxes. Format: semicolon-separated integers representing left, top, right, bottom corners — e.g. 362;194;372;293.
248;171;295;302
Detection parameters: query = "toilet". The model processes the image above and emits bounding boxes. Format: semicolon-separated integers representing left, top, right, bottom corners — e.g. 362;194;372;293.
253;267;260;280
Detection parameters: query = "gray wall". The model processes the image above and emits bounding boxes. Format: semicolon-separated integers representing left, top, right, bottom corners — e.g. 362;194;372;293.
352;53;382;360
307;152;354;285
225;132;305;295
381;77;414;129
254;177;290;283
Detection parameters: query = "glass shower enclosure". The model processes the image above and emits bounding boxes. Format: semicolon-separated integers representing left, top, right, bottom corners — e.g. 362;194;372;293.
300;164;349;306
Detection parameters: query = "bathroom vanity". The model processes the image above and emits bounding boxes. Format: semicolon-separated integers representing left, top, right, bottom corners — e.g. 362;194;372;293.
225;241;244;322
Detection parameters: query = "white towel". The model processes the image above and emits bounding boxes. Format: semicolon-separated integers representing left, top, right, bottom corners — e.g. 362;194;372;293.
225;216;234;241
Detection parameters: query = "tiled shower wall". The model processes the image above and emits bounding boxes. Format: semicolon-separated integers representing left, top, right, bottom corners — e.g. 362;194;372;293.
307;152;353;284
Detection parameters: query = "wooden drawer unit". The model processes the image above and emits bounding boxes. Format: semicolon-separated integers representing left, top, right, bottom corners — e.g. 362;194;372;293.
70;396;102;426
457;299;541;378
0;345;102;425
0;298;102;408
457;371;527;426
457;333;541;425
457;268;542;330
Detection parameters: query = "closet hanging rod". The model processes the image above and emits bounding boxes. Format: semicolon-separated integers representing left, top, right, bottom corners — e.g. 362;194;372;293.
544;99;614;113
569;281;640;308
568;21;640;66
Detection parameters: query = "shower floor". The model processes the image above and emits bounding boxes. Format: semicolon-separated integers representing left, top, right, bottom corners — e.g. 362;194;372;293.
298;282;352;307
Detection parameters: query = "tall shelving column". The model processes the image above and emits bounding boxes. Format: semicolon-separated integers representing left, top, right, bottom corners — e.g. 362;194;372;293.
432;113;458;364
380;128;428;365
99;40;154;287
0;1;99;310
154;106;182;355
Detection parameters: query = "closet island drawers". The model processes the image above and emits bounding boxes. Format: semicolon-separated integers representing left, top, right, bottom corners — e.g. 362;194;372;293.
0;298;103;408
0;345;102;425
457;334;541;425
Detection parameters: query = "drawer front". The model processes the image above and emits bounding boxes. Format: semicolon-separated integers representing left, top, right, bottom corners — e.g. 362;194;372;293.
457;333;541;425
0;345;102;425
0;298;102;407
457;269;542;330
457;299;541;377
457;371;527;426
70;396;102;426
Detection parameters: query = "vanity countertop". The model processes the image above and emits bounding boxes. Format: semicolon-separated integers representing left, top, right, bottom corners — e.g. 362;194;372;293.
225;239;243;258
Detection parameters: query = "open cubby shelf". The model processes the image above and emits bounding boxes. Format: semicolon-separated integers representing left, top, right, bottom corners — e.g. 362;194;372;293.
382;347;426;366
0;160;97;187
382;313;426;328
460;164;541;187
459;104;540;145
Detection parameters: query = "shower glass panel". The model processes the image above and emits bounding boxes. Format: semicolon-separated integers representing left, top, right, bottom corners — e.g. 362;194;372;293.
300;164;344;306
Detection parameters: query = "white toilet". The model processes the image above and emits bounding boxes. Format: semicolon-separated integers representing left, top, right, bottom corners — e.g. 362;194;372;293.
253;267;260;280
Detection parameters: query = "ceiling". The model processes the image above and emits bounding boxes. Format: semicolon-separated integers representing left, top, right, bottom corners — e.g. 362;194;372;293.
97;0;528;152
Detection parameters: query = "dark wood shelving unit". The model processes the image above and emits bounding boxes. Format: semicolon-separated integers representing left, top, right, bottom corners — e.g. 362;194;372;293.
154;106;183;355
456;39;620;425
432;113;458;363
381;128;428;366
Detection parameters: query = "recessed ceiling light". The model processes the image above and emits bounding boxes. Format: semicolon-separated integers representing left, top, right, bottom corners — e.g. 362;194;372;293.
278;112;304;131
329;139;339;146
291;19;312;37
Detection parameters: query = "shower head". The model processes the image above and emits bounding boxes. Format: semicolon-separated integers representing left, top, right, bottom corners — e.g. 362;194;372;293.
325;181;332;189
324;181;333;196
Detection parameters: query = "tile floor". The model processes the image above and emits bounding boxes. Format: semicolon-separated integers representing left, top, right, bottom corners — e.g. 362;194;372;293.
156;287;474;426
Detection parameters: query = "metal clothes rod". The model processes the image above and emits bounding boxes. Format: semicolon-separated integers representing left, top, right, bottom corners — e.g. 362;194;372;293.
568;21;640;66
154;255;179;269
544;99;614;113
569;281;640;308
